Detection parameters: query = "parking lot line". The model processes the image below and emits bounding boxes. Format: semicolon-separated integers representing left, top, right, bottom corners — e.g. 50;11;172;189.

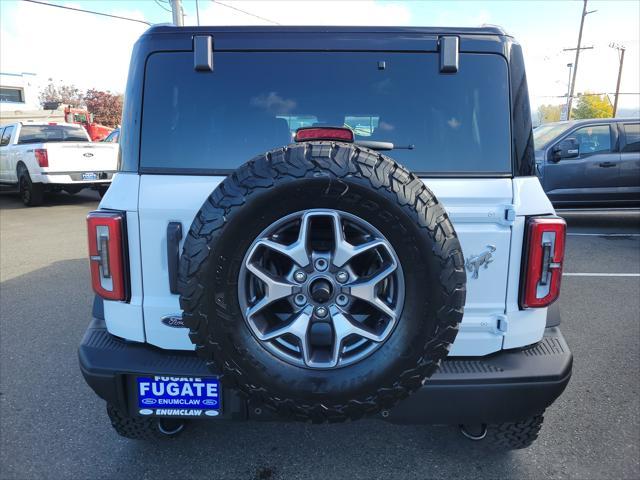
566;233;640;237
563;273;640;277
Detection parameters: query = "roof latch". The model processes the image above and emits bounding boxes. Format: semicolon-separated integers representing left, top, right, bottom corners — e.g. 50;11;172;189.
194;35;213;72
439;36;459;73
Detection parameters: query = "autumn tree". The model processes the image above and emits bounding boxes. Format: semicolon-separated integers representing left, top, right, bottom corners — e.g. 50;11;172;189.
84;89;123;128
572;93;613;119
38;81;84;108
537;104;563;124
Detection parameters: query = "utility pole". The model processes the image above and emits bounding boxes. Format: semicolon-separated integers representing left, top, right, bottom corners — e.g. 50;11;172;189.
610;43;626;117
565;0;597;119
561;63;573;121
170;0;184;26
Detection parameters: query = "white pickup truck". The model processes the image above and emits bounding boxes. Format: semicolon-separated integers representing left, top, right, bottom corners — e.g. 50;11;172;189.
0;122;118;206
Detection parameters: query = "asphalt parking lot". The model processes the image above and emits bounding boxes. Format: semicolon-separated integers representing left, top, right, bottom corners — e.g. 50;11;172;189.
1;191;639;480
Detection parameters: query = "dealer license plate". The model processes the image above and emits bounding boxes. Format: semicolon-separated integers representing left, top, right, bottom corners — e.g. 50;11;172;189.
82;172;98;180
136;376;221;418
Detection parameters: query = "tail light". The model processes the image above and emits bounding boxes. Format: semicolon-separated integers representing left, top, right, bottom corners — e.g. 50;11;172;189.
295;127;354;143
520;217;566;308
87;211;129;301
34;149;48;167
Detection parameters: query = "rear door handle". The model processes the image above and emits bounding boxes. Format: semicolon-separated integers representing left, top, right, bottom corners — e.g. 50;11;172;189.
599;162;617;168
167;222;183;294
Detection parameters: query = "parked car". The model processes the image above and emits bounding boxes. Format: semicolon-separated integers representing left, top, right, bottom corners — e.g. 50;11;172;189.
534;118;640;207
79;25;572;450
0;122;118;205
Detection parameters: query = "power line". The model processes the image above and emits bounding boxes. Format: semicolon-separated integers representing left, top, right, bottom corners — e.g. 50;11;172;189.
212;0;280;25
154;0;172;13
22;0;151;25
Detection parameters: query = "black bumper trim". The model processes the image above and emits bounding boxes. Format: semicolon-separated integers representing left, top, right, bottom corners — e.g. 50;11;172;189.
78;318;572;424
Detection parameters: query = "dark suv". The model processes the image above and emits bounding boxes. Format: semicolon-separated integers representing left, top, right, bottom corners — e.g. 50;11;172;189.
534;118;640;207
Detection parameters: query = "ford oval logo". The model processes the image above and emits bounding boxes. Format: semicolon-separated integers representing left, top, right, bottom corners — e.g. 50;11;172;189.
202;399;217;406
141;398;157;405
83;152;94;158
161;314;186;328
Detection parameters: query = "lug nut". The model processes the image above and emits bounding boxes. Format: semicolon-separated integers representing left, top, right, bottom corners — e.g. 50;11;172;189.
336;294;349;307
336;271;349;283
294;270;307;283
314;258;328;272
294;294;307;307
315;306;328;318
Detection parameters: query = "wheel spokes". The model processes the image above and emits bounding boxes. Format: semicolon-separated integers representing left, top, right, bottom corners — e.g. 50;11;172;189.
240;209;404;369
254;305;312;343
347;263;398;320
331;213;391;268
329;306;385;367
246;262;295;319
252;211;315;267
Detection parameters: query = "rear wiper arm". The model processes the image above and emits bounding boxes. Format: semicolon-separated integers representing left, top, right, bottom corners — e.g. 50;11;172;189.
355;140;415;151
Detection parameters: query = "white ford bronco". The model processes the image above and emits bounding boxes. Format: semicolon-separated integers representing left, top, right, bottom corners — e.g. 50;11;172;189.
79;25;572;450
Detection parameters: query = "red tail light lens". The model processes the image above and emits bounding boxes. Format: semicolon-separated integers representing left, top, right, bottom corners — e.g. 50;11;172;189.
520;217;566;308
295;127;354;143
87;211;128;301
34;149;48;167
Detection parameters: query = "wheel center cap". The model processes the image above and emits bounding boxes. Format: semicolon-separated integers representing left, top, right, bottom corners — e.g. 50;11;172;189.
309;278;333;303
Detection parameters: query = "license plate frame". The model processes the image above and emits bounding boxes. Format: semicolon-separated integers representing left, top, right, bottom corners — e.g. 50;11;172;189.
135;376;221;418
82;172;98;181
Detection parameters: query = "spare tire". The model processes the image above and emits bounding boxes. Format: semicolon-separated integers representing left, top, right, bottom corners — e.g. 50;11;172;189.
179;142;466;422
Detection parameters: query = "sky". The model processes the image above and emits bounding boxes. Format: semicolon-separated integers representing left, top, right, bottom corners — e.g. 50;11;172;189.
1;0;639;113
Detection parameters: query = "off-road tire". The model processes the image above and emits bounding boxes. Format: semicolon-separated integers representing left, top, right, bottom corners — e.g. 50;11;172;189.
179;142;466;423
486;414;544;450
106;404;185;440
18;166;44;206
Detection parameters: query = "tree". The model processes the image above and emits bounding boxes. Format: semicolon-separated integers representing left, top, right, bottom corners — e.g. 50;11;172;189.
537;104;563;124
571;93;613;119
38;81;84;108
84;89;123;128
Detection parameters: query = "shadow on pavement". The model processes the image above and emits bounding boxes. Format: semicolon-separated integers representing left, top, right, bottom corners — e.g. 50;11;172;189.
559;209;640;234
0;189;101;210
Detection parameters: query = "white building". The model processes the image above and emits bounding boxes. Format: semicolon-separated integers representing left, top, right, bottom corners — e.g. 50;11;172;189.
0;72;64;123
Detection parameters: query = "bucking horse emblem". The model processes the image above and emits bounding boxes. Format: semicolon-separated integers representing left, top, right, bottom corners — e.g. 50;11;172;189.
465;245;496;279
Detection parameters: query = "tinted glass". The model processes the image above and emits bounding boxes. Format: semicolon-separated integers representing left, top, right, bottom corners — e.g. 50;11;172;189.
1;126;14;146
573;125;611;155
18;125;88;144
622;123;640;153
533;123;572;150
140;52;511;174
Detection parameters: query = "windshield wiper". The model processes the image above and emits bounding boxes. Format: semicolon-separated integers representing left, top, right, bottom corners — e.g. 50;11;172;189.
355;141;415;151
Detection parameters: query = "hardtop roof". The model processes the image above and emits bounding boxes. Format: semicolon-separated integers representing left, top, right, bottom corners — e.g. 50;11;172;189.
144;24;508;36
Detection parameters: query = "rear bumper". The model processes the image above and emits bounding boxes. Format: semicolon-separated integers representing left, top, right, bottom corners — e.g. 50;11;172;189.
79;317;572;425
34;171;114;184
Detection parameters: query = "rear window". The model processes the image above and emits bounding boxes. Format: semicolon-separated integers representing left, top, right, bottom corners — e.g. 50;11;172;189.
140;52;511;174
18;125;89;144
622;123;640;153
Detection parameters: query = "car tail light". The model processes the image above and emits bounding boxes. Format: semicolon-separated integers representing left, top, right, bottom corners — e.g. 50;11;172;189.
87;211;128;301
520;217;566;308
34;149;48;167
295;127;354;143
